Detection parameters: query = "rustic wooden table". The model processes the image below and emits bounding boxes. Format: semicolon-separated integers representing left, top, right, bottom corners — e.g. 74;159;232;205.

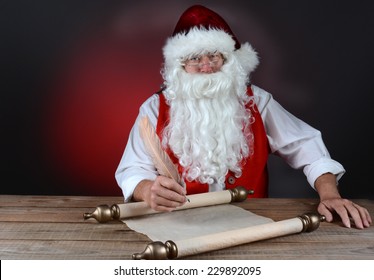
0;195;373;259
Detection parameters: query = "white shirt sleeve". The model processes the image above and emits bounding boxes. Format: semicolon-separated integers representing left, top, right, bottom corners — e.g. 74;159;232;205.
251;85;345;189
115;94;160;202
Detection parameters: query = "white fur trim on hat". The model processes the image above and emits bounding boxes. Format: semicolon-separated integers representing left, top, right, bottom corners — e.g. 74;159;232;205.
163;27;259;74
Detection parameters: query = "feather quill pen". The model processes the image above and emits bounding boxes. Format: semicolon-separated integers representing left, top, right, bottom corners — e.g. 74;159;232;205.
138;116;186;190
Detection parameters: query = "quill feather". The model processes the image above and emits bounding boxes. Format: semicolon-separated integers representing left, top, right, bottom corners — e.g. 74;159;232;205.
138;116;184;187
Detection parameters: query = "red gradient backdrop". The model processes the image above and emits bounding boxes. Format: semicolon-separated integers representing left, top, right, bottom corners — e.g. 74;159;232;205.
3;1;373;198
43;22;165;195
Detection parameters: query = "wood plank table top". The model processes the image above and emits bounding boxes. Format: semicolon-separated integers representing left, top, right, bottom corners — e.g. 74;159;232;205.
0;195;373;260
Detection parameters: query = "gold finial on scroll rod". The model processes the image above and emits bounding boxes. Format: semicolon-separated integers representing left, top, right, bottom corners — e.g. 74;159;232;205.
132;240;178;260
83;204;120;223
298;212;326;232
229;186;254;202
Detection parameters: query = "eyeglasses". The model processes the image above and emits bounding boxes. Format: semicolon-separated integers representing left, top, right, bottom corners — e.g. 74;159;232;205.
181;52;224;68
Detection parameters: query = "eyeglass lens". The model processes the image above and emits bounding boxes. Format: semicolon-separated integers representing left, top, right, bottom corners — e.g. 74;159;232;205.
184;53;222;67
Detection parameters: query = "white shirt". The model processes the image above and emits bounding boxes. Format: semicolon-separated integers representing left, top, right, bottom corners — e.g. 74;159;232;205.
115;84;345;202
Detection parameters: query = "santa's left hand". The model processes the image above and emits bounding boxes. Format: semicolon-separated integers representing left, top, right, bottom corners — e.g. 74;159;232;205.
317;198;372;229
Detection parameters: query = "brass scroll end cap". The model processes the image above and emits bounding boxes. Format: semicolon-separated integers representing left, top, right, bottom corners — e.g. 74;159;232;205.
229;186;254;202
132;240;178;260
298;212;326;232
83;204;120;223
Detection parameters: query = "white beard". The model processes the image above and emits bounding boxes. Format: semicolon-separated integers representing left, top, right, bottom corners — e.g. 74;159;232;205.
161;59;254;187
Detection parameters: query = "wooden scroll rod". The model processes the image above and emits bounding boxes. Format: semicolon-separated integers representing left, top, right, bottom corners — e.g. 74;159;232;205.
83;186;252;223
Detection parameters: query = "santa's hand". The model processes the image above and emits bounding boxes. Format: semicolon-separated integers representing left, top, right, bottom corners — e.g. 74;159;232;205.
318;198;372;229
145;176;187;212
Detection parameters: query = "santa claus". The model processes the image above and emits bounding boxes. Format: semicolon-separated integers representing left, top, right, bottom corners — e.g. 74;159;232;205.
159;5;268;196
115;5;371;229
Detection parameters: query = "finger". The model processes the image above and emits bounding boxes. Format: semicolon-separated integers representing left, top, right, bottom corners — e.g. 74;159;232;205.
317;202;333;222
159;177;186;196
333;203;352;228
351;203;372;228
345;202;364;229
162;190;187;205
151;196;183;212
358;205;372;227
151;203;177;212
157;186;187;204
321;199;352;228
154;177;187;203
148;189;185;212
151;177;187;206
365;209;373;226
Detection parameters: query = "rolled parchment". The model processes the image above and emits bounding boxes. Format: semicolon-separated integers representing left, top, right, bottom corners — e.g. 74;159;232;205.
132;213;325;259
83;186;251;222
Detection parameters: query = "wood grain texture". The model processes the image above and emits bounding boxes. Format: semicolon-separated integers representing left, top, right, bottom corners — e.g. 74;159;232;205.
0;195;373;259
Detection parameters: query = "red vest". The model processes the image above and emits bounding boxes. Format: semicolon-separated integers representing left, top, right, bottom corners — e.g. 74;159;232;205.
156;86;270;198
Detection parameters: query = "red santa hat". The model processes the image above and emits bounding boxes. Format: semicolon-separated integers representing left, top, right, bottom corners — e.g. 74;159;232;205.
163;5;259;74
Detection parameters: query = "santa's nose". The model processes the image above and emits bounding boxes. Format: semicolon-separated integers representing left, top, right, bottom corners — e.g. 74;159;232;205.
199;56;214;73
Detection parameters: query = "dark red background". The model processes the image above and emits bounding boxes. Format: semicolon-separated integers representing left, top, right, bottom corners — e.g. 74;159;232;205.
2;1;373;198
